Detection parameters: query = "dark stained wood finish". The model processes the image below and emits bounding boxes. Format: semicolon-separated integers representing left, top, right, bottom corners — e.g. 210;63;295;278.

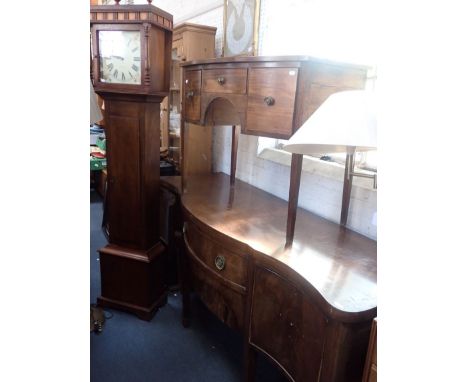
341;153;355;227
203;68;248;94
183;70;202;121
181;56;368;141
245;67;298;137
231;125;240;185
185;219;248;290
250;267;328;381
181;174;376;381
90;5;172;96
104;97;161;249
179;56;375;381
91;4;172;319
98;242;167;320
160;176;183;288
362;318;377;382
286;153;303;247
183;173;376;320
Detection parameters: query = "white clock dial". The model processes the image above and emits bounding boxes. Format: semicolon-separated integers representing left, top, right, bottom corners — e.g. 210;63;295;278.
99;30;141;85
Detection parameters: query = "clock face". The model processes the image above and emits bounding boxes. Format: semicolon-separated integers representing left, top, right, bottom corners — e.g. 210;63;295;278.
98;30;141;85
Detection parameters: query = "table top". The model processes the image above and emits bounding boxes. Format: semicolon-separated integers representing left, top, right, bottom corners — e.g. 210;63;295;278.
182;173;377;318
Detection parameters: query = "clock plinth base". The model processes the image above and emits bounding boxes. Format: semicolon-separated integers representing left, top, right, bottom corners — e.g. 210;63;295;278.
98;242;167;321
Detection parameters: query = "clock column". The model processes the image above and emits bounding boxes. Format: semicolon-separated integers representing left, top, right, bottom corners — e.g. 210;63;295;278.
91;2;173;320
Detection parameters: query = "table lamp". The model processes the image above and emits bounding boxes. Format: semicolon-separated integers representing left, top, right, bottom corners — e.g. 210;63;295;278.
282;90;377;245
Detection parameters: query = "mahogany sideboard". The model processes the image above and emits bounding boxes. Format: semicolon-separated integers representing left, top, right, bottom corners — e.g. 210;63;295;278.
175;56;376;381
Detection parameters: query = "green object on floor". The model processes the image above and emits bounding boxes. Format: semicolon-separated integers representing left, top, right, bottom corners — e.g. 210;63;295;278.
90;157;106;171
96;137;106;151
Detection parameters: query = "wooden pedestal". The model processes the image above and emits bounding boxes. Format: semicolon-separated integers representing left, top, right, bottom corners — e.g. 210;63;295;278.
96;94;168;320
98;242;167;321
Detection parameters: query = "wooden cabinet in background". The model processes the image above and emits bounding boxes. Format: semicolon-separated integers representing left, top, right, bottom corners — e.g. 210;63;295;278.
160;23;216;173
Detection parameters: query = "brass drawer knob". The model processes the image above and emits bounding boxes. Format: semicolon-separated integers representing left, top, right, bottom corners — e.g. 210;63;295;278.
186;90;194;99
264;96;275;106
217;77;226;85
214;255;225;271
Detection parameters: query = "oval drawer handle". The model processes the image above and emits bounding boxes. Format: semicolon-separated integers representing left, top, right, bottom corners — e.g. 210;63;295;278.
264;96;275;106
217;77;226;85
186;90;194;99
214;255;225;271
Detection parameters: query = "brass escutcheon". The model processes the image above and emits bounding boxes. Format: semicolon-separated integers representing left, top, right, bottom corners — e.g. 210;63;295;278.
215;255;225;271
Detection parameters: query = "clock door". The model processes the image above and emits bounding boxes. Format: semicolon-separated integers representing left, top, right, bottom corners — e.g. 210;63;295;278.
105;101;142;248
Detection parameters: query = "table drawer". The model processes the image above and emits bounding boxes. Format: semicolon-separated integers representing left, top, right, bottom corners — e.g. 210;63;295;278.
202;68;247;94
184;220;247;289
245;67;298;138
184;70;201;121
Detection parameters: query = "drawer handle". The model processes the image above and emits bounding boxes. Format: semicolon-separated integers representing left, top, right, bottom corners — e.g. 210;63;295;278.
217;77;226;85
186;90;194;99
264;96;275;106
214;255;225;271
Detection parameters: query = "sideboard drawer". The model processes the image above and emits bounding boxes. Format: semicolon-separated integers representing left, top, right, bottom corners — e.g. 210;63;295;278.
202;68;247;94
184;220;248;289
245;67;299;138
184;70;201;121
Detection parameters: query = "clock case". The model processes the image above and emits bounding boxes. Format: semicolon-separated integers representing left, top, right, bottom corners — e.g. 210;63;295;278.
90;4;173;321
91;4;172;96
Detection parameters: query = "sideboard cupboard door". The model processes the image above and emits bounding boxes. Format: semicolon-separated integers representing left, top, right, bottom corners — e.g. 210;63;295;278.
184;70;202;121
250;266;328;381
245;67;299;139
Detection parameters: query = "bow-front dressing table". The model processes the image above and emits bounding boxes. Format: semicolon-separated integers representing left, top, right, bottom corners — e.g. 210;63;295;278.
172;56;376;381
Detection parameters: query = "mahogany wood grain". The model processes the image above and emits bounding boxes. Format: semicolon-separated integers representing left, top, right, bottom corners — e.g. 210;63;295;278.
362;318;377;382
182;173;376;322
183;70;201;121
90;4;172;319
181;173;376;380
203;68;248;94
181;56;368;140
286;154;303;247
184;219;248;289
231;125;240;185
245;67;298;138
179;56;375;380
250;266;327;381
340;153;355;226
104;97;161;249
98;242;167;320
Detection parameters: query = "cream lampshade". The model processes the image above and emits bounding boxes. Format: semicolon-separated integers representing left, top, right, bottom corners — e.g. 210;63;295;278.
283;90;377;245
283;90;377;155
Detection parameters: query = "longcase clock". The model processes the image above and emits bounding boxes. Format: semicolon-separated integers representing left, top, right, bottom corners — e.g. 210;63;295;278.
90;1;172;320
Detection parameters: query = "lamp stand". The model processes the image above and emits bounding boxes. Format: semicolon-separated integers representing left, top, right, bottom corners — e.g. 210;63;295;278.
340;153;355;227
286;153;303;247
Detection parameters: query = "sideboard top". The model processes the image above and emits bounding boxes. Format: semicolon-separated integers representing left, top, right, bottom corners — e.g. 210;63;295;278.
182;173;377;321
180;55;371;69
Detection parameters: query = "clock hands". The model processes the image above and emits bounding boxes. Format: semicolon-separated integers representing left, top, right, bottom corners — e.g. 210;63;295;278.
111;55;125;61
